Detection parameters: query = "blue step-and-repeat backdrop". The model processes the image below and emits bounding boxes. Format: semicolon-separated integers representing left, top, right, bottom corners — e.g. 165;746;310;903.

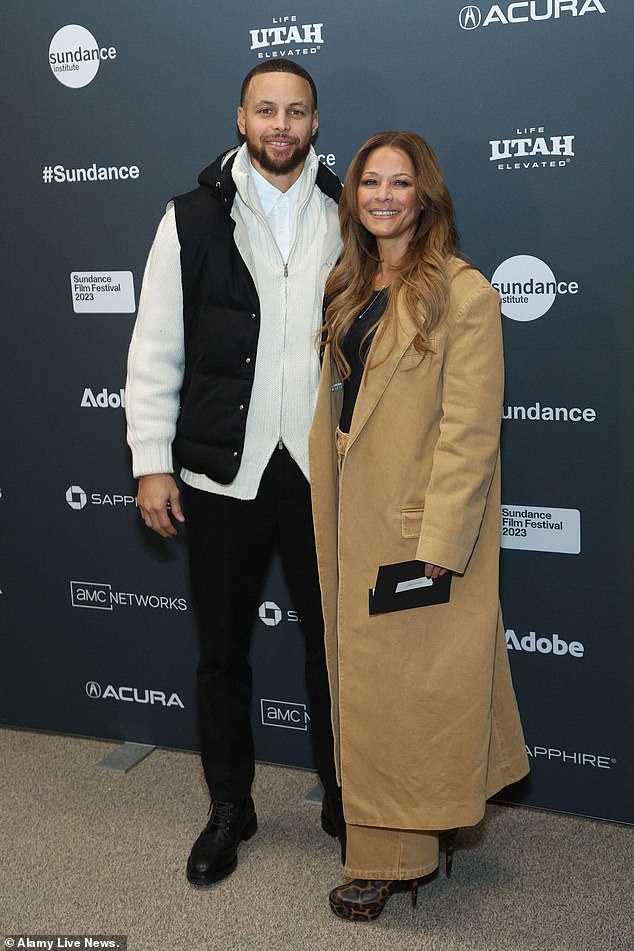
1;1;632;824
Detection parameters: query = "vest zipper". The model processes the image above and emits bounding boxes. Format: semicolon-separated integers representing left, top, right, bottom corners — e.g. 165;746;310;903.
278;259;289;448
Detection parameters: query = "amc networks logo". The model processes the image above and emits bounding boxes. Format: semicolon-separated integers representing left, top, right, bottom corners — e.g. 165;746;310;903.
261;698;309;731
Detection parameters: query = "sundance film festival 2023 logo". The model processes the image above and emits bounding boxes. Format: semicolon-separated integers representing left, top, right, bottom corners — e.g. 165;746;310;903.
49;24;117;88
491;255;578;321
249;15;324;57
490;126;574;171
458;1;606;30
71;272;136;314
501;505;581;553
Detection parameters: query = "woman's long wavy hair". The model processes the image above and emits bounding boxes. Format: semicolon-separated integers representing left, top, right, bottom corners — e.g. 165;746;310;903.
324;131;462;378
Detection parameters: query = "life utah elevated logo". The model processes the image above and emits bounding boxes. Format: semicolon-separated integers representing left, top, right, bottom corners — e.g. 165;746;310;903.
249;14;324;58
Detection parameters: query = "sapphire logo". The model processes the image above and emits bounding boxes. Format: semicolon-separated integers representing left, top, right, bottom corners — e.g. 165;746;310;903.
66;485;136;509
526;746;613;769
459;6;482;28
66;485;87;510
259;601;283;626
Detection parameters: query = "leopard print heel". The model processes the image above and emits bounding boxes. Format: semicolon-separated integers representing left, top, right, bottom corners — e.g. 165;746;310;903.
328;879;405;921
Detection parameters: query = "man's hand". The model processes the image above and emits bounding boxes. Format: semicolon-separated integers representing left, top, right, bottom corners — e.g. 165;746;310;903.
136;473;184;538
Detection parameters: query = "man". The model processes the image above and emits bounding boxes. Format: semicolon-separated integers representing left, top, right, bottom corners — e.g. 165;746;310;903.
125;61;343;886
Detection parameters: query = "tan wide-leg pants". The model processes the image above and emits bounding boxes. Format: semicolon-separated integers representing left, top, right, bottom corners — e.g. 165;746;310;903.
335;429;440;879
345;824;440;880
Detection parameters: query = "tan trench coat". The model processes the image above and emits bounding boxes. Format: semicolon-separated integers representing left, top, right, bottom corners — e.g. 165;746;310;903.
309;259;529;831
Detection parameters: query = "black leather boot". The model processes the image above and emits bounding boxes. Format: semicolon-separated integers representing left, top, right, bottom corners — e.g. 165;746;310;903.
321;787;346;863
186;796;257;886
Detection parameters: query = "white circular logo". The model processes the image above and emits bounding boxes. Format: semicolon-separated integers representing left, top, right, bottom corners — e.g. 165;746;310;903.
259;601;282;626
459;6;482;29
86;681;102;698
491;255;557;321
66;485;87;509
49;25;100;88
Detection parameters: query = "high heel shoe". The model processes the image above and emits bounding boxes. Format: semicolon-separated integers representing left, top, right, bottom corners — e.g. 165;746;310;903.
328;879;408;921
329;830;459;921
442;828;458;878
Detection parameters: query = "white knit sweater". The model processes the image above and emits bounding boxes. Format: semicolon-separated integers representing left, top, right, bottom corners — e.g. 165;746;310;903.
125;145;341;499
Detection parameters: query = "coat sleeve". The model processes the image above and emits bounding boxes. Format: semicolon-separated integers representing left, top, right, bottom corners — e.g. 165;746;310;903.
415;278;503;573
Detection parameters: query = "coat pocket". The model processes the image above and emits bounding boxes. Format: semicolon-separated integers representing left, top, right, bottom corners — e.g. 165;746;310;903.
401;507;424;538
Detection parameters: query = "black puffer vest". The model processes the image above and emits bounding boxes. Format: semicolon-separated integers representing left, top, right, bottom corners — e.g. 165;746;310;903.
172;149;341;484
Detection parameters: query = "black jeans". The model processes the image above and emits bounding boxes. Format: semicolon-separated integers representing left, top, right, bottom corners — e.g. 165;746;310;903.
182;446;337;802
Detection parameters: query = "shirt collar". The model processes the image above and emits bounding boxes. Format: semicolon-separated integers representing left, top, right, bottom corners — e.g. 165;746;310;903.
248;160;306;216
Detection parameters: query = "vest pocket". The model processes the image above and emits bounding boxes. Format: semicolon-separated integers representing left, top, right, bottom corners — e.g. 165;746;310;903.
401;508;424;538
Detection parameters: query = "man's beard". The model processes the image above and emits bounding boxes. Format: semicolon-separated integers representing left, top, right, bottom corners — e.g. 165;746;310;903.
247;136;312;176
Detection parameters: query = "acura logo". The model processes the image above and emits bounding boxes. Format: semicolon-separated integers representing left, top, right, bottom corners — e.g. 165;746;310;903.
86;680;102;698
459;5;482;29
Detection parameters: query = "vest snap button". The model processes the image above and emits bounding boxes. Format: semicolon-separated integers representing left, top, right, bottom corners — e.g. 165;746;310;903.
245;357;251;364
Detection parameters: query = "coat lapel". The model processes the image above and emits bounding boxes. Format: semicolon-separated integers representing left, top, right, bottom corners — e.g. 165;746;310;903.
346;302;418;449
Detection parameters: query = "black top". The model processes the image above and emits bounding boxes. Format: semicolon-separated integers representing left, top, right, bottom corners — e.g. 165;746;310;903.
339;289;387;433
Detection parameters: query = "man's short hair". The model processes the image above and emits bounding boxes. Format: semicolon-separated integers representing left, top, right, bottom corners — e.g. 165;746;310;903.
240;62;318;110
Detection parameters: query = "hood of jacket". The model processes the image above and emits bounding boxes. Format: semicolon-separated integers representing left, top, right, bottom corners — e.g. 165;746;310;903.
196;144;341;215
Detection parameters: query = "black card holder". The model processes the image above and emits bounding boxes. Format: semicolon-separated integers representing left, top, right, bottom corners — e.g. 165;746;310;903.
369;560;452;615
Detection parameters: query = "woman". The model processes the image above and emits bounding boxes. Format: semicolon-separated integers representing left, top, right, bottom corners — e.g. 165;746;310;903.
309;131;529;921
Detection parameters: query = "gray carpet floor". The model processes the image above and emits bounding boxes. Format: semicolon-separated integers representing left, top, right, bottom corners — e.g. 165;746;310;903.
0;726;632;951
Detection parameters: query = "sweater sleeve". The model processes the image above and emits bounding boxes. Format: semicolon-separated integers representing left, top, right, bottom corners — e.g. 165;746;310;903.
125;203;185;477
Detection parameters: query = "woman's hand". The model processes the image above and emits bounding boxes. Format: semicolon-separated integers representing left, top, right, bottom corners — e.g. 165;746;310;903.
423;563;448;580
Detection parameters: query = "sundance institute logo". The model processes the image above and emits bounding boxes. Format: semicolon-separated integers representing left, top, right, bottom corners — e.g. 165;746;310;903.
491;255;579;321
49;24;117;88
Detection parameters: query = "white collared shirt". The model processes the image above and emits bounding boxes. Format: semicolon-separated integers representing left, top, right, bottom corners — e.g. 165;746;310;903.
248;162;305;262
